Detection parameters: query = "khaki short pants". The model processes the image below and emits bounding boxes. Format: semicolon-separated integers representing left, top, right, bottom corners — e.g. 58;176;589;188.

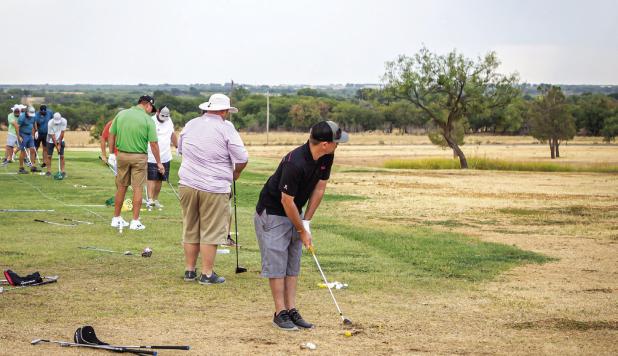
179;185;230;245
116;152;147;189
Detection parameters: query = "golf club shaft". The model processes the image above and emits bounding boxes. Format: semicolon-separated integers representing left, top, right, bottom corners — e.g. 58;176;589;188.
32;339;156;355
233;181;239;266
311;251;346;320
109;345;190;350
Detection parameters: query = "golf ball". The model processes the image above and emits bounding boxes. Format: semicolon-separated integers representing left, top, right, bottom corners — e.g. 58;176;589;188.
344;331;352;337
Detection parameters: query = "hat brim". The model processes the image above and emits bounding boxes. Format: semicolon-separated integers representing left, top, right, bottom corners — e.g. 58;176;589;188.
334;131;349;143
198;102;239;113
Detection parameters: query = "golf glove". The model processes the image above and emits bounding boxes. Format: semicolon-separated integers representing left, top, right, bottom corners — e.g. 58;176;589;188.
107;153;116;167
302;220;311;234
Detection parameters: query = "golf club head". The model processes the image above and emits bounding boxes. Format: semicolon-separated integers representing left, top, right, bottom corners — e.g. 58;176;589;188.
123;251;133;256
141;248;153;257
31;339;43;345
343;318;353;325
235;266;247;274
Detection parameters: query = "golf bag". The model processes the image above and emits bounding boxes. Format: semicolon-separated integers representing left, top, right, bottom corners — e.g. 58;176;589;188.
3;269;43;286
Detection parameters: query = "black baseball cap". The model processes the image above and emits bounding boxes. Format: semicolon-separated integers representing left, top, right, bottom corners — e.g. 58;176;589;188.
310;121;349;143
138;95;156;113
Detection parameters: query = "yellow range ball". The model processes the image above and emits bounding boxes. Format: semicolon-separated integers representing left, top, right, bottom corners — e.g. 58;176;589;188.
344;331;352;337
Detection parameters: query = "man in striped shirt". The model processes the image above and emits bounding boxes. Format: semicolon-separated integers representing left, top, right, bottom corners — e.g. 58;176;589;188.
178;93;248;285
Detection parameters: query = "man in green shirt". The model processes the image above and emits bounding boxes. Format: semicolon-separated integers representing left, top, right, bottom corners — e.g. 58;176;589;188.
2;106;21;165
108;95;164;231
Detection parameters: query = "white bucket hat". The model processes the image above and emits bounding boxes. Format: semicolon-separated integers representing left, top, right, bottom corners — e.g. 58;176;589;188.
53;112;62;124
198;93;238;113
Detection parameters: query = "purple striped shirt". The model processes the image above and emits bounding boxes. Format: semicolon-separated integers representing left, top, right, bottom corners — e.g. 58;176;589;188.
178;113;248;193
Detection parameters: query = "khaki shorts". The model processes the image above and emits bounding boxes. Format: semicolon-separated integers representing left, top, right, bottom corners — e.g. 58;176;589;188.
179;185;230;245
116;152;147;189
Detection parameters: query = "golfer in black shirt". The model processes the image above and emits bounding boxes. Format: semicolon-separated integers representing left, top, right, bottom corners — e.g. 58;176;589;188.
254;120;349;331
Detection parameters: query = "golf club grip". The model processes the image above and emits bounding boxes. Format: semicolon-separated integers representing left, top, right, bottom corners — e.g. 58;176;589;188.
34;219;44;223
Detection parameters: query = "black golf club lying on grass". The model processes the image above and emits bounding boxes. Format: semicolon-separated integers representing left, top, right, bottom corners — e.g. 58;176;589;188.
0;276;58;294
78;246;153;257
309;246;353;326
75;325;190;351
31;338;157;356
34;219;77;227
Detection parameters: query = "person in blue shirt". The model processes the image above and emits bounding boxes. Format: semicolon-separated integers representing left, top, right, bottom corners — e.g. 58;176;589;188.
34;104;53;168
17;106;41;174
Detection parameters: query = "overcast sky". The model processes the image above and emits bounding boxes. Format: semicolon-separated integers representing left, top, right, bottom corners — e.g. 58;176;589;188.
1;0;617;85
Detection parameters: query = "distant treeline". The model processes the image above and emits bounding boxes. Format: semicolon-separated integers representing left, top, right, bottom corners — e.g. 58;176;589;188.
1;85;617;139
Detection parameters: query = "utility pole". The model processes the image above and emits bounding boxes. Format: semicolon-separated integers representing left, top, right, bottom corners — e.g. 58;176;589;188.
266;91;270;145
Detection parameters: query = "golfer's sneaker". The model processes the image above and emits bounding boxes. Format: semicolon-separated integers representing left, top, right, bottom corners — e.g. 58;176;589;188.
30;166;41;173
18;167;28;174
110;216;129;228
1;159;8;166
45;171;51;176
183;270;197;282
129;220;146;230
289;308;314;329
272;310;299;331
198;271;225;285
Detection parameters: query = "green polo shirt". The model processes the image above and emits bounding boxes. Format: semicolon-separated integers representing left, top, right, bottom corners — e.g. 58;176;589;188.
7;113;17;136
110;106;157;154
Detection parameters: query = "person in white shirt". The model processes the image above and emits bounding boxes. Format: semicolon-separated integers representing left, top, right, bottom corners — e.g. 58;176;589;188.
146;106;178;209
46;112;68;177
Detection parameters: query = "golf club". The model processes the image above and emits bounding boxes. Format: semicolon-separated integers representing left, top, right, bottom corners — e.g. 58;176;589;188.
53;151;63;180
165;174;180;201
232;180;247;274
31;338;156;356
309;246;353;325
34;219;77;227
22;146;33;168
99;155;117;175
79;246;152;257
75;325;190;350
0;276;58;293
0;209;55;212
64;218;94;225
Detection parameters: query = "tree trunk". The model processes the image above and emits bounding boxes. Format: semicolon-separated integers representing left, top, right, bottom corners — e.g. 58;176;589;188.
549;139;555;159
445;135;468;168
555;139;560;158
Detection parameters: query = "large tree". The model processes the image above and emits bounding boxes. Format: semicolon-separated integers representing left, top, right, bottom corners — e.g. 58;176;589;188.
383;47;519;168
529;86;576;159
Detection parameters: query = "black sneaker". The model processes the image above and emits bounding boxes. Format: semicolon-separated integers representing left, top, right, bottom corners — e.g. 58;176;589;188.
1;159;7;166
41;163;46;168
18;168;28;174
61;172;67;178
289;308;314;329
198;271;225;285
31;166;41;173
45;171;52;177
183;270;197;282
272;310;299;331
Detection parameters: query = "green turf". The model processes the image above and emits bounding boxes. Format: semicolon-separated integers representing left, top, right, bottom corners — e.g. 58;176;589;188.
0;151;550;318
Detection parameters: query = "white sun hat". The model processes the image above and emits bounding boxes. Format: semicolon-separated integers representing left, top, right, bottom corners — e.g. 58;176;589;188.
53;112;63;124
198;93;238;113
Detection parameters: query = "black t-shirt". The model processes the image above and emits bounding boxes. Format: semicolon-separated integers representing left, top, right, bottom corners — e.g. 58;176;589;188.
256;142;334;216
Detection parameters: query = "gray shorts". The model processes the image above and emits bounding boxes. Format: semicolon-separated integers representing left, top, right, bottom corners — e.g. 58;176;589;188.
254;210;302;278
6;134;18;147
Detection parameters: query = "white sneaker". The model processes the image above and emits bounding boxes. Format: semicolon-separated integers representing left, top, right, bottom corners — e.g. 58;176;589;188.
145;199;153;210
153;200;163;209
129;220;146;230
111;216;129;228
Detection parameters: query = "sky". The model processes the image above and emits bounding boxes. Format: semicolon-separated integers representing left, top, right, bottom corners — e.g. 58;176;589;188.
1;0;617;85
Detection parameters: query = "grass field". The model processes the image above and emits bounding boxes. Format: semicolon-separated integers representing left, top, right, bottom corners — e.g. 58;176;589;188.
0;134;617;355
